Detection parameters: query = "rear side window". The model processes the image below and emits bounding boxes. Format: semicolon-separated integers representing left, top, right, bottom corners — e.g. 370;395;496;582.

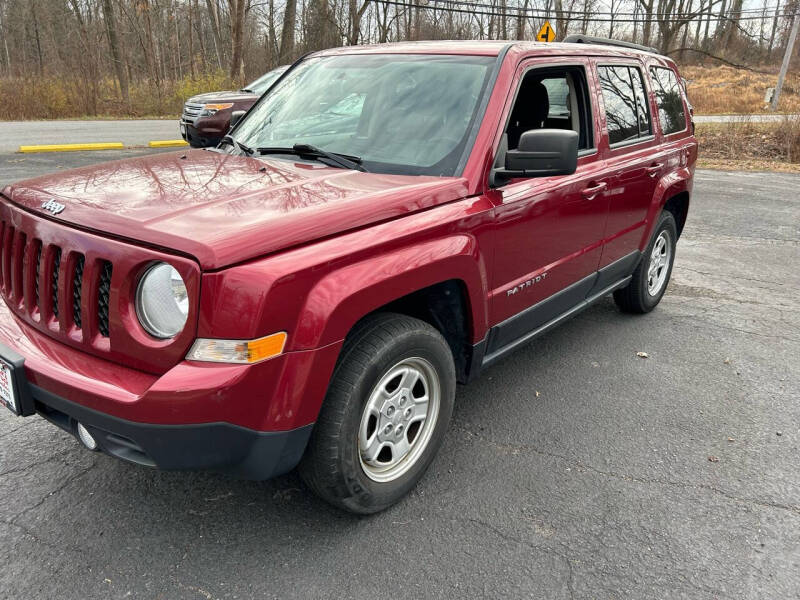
597;65;652;145
542;78;569;118
650;67;686;135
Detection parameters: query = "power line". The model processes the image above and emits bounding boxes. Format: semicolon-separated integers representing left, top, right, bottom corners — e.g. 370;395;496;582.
373;0;799;23
417;0;798;20
416;0;793;19
591;2;790;15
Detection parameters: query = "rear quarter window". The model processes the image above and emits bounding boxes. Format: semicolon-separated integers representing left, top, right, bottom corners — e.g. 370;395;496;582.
650;67;687;135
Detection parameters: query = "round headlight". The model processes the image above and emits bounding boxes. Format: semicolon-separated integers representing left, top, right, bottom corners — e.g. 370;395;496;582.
135;263;189;339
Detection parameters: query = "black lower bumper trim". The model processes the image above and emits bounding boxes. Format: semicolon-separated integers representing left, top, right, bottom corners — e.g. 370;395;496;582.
32;384;312;481
181;122;222;148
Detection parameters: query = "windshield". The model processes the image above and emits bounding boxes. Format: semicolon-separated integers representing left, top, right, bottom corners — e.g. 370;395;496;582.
233;54;495;176
245;66;288;94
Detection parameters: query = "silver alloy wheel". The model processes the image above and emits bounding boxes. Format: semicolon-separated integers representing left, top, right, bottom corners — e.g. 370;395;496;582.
647;230;672;296
358;357;440;483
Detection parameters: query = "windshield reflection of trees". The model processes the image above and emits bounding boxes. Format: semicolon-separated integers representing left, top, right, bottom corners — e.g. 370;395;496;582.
28;152;296;215
235;56;490;175
24;149;442;223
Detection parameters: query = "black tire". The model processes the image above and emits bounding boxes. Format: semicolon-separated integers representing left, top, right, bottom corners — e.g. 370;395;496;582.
298;313;456;514
613;210;678;314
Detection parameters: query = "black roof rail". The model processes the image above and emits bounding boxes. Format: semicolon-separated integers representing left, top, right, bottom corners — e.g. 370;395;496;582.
562;34;660;55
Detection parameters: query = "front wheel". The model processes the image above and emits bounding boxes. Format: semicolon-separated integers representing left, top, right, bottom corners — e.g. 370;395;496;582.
613;210;678;313
299;313;456;514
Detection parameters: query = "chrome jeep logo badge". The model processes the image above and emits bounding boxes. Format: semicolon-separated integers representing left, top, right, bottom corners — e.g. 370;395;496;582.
41;199;65;215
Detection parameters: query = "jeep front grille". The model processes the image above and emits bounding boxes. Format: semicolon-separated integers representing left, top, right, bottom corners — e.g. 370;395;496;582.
0;197;199;373
33;242;41;309
51;247;61;317
97;261;112;337
72;254;85;328
0;223;111;338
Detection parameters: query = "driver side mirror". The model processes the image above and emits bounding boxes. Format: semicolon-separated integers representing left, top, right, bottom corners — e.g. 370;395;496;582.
229;110;246;130
491;129;578;187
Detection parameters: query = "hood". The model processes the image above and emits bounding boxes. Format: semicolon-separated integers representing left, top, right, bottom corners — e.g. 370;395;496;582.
187;90;258;104
1;150;469;270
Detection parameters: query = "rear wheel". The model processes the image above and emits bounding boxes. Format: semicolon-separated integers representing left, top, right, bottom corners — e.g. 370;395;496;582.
613;210;677;313
299;313;455;514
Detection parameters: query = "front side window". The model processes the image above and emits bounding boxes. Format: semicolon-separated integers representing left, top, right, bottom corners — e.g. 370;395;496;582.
597;65;652;145
650;67;686;135
504;67;593;151
233;54;496;176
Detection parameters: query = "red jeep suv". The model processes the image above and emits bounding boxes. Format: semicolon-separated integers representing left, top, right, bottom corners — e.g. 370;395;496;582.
0;38;696;514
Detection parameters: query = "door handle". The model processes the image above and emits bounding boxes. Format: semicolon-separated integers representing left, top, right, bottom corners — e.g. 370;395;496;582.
645;163;664;177
581;181;607;200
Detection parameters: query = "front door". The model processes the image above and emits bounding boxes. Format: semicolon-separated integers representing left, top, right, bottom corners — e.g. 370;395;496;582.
486;59;610;355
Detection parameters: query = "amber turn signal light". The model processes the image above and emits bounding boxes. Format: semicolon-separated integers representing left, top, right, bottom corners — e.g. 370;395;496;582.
202;103;234;111
186;332;287;364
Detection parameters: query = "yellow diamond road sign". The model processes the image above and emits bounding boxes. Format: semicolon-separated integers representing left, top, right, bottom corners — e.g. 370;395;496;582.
537;21;556;42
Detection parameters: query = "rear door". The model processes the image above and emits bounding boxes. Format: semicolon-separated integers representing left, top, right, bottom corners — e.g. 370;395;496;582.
593;60;664;272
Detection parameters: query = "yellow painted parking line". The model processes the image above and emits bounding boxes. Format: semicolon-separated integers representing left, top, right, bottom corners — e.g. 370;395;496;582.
18;142;125;153
148;139;189;148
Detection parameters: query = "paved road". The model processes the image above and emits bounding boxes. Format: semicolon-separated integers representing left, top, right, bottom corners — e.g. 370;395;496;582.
0;150;799;599
0;120;180;152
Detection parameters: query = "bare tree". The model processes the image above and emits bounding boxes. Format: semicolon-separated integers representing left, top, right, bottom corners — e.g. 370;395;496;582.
206;0;225;68
768;0;782;58
103;0;130;104
0;0;11;74
554;0;569;40
347;0;372;44
639;0;655;47
229;0;247;79
280;0;298;62
0;0;796;122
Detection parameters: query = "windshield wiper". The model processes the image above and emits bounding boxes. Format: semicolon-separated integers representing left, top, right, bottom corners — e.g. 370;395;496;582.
256;144;367;172
240;87;253;93
219;134;254;156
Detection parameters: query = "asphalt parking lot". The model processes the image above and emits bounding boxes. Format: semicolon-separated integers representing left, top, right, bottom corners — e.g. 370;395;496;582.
0;149;798;599
0;120;178;153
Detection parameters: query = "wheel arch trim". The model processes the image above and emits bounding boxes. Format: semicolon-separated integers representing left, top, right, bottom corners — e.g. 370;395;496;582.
640;166;692;250
292;235;489;351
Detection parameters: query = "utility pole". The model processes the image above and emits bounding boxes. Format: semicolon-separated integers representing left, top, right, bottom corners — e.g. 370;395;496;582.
771;12;799;111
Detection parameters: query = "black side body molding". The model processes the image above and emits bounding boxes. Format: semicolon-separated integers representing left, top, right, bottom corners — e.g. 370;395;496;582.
469;251;641;373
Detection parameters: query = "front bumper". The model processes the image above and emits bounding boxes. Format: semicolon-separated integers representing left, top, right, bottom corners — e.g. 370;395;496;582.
0;296;342;479
35;383;312;479
180;117;228;148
